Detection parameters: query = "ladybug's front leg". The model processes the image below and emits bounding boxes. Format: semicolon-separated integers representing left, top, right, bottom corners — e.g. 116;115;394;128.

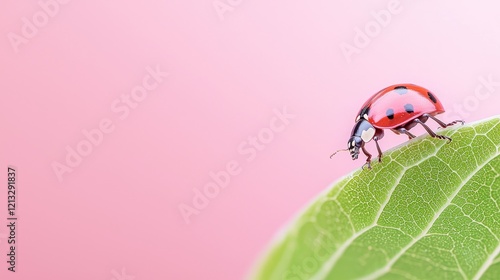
373;137;383;163
373;129;384;163
361;145;372;170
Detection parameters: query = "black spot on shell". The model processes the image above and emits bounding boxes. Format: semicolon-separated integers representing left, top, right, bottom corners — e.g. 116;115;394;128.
428;92;437;103
404;104;414;113
394;86;408;95
386;108;395;119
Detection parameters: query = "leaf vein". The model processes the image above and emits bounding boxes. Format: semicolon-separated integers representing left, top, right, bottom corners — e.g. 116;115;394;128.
359;151;500;280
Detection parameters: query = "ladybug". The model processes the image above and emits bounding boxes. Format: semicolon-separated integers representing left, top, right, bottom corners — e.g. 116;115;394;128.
331;84;464;169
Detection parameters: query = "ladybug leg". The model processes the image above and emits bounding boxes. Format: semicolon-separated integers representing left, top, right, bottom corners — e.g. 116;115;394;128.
373;137;383;162
392;128;416;140
374;129;384;162
361;145;372;169
413;118;452;142
422;113;465;128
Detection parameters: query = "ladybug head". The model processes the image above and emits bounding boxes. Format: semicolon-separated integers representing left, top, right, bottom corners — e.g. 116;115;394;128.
347;136;362;160
348;119;376;160
330;119;375;161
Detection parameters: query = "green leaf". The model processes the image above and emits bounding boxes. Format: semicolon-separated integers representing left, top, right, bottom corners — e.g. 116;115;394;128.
252;116;500;280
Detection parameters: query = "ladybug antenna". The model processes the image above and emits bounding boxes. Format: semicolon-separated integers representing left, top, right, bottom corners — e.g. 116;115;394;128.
330;149;348;159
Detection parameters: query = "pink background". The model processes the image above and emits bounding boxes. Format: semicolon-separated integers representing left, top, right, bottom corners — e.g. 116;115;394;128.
1;0;500;279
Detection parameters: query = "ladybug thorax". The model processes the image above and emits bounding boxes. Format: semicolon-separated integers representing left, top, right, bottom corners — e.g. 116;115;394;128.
351;119;376;143
347;120;376;160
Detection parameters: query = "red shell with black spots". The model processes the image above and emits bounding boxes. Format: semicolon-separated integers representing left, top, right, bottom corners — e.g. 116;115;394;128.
355;84;445;129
